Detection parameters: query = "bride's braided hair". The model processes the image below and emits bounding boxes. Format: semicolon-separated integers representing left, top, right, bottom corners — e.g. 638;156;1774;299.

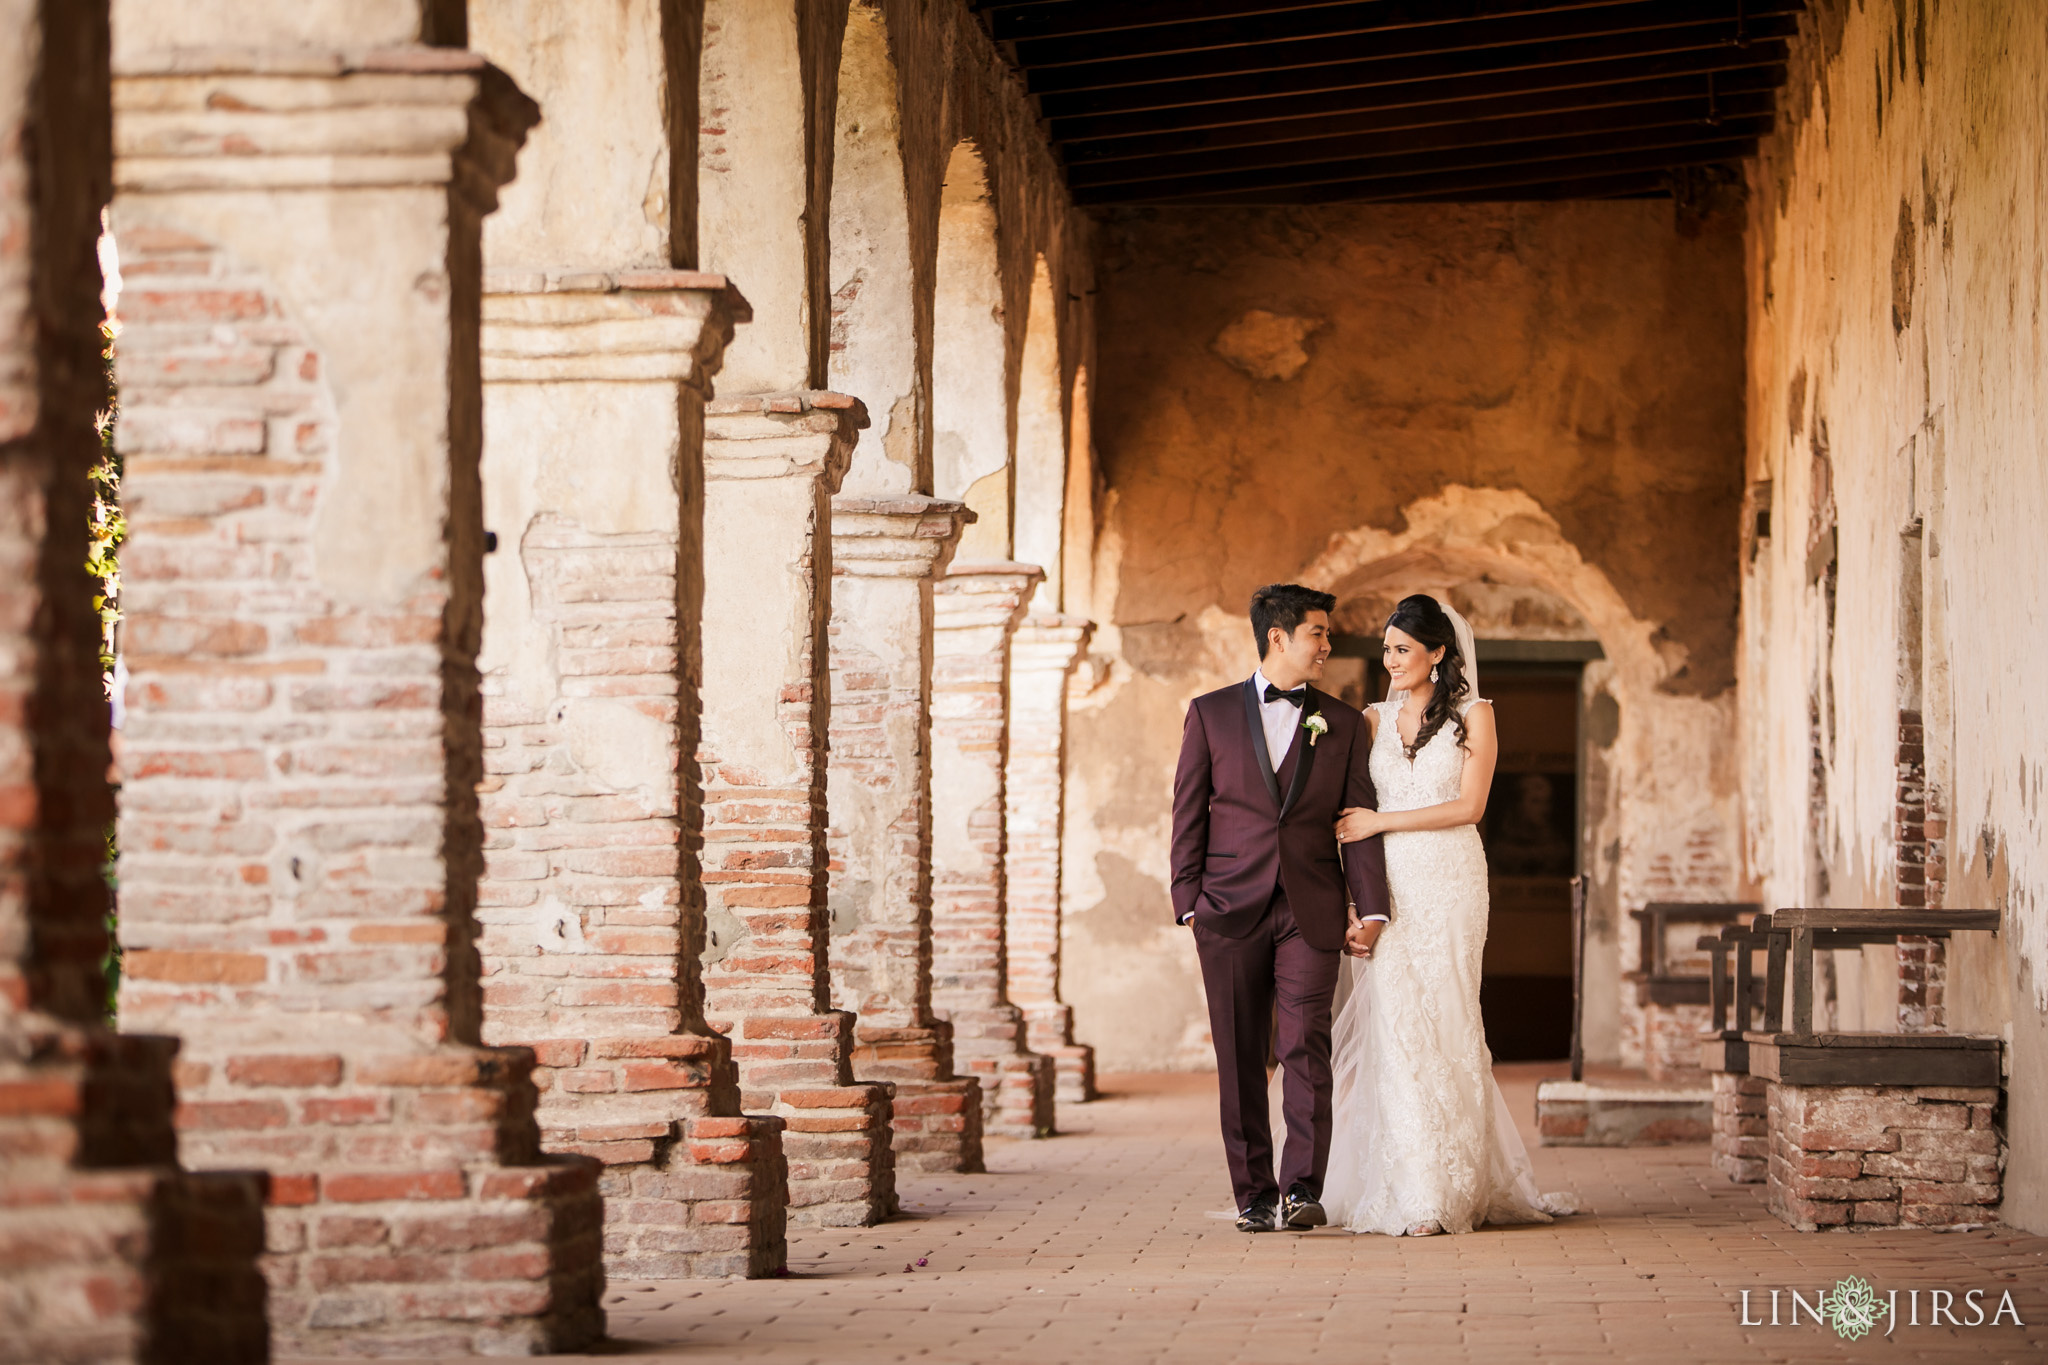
1387;594;1470;759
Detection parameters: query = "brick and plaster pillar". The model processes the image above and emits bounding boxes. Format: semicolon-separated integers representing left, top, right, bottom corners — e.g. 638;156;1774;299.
700;392;898;1226
468;0;790;1282
110;20;607;1352
1005;614;1097;1108
931;565;1055;1138
0;4;267;1357
828;498;985;1174
475;271;789;1279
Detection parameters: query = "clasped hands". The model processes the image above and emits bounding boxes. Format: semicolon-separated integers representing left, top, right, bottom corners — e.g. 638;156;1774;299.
1344;917;1384;959
1337;804;1387;960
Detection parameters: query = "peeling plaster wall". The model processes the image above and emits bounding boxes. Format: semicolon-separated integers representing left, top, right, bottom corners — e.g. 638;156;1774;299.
1744;0;2048;1229
1066;203;1747;1072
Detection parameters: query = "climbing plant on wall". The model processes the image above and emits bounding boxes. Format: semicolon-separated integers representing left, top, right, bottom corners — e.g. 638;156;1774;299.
92;317;122;1019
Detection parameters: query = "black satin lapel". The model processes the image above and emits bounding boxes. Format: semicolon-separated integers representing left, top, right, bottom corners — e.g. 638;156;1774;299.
1243;679;1281;809
1279;693;1321;819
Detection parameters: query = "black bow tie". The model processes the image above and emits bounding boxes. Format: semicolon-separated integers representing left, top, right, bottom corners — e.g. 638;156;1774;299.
1262;683;1307;707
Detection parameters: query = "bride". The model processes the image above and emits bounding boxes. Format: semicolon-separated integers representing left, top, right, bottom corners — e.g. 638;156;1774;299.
1321;593;1573;1236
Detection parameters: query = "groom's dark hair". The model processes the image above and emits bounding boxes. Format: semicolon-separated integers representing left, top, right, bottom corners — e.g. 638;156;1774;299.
1249;583;1336;658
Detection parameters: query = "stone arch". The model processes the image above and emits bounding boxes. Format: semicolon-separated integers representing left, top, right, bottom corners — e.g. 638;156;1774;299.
1012;253;1064;605
1290;485;1743;1069
827;2;920;494
699;0;843;392
932;139;1008;559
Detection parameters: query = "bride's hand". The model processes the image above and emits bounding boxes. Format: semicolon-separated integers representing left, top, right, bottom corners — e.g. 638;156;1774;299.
1335;806;1384;842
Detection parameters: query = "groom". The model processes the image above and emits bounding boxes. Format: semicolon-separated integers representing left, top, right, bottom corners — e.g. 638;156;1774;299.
1171;583;1390;1232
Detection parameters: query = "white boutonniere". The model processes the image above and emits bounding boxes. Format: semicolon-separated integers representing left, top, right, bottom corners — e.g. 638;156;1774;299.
1302;713;1328;747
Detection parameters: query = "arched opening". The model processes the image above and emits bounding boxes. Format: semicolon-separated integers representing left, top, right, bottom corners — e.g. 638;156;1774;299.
1295;485;1740;1075
932;140;1008;560
699;0;827;393
826;3;919;494
1012;254;1064;603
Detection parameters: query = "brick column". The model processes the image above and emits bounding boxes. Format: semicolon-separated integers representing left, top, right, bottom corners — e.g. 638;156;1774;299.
0;5;267;1357
700;391;898;1226
1894;707;1949;1030
112;52;607;1355
828;497;985;1175
475;272;790;1279
931;565;1055;1139
1004;614;1097;1109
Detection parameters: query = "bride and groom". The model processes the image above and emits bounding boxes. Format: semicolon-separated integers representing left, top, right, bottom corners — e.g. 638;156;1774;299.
1171;583;1570;1235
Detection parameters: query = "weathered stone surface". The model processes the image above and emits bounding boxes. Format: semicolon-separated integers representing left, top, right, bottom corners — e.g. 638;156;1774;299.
699;393;899;1226
1766;1081;2003;1231
470;0;793;1281
110;39;605;1353
931;565;1054;1139
827;497;985;1175
1005;615;1096;1109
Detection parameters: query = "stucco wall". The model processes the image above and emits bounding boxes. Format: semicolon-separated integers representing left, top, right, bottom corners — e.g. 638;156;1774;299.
1064;202;1748;1072
1742;0;2048;1230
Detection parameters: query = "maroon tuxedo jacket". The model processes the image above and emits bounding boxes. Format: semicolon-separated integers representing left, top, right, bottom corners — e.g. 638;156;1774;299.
1170;678;1391;952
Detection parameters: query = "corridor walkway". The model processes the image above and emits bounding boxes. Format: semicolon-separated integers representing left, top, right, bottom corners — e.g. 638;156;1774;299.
328;1067;2048;1363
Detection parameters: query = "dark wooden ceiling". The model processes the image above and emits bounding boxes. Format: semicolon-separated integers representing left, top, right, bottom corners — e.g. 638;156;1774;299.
972;0;1803;206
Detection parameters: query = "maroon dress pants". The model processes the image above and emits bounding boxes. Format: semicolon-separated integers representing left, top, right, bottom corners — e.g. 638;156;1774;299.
1192;886;1341;1212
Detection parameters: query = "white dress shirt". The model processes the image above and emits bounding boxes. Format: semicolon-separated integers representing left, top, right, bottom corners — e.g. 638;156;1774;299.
1251;667;1305;766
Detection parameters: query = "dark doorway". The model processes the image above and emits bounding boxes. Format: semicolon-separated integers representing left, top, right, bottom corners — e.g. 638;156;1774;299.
1326;634;1591;1060
1475;658;1583;1061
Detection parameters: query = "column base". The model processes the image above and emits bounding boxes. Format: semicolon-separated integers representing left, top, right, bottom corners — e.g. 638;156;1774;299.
1022;1003;1097;1106
205;1045;608;1355
601;1116;788;1279
1710;1072;1768;1184
0;1028;269;1362
851;1026;985;1174
958;1052;1056;1139
268;1156;604;1358
523;1030;791;1279
771;1085;898;1227
725;1009;898;1226
0;1165;269;1364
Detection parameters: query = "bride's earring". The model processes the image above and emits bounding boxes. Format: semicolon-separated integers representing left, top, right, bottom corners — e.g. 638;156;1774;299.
1430;664;1439;683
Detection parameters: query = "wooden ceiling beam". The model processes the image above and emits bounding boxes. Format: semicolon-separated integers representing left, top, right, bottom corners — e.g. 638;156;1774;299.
1060;66;1785;165
1035;18;1799;119
1046;41;1789;143
984;0;1634;45
1010;0;1676;66
1074;118;1769;202
1068;93;1774;187
1079;137;1761;205
1401;168;1678;199
1024;0;1801;92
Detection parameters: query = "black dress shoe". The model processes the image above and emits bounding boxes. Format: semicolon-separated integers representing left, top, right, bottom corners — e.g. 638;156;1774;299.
1235;1200;1280;1232
1282;1183;1327;1229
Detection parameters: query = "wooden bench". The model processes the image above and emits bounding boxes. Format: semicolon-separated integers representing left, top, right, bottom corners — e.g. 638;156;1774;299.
1738;907;2006;1229
1629;902;1761;1006
1696;917;1772;1072
1745;907;2002;1086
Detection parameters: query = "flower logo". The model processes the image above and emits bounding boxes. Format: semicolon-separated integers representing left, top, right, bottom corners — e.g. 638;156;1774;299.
1823;1276;1884;1341
1302;713;1328;747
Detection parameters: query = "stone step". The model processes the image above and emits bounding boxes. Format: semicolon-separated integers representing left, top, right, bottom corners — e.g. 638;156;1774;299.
1535;1078;1713;1146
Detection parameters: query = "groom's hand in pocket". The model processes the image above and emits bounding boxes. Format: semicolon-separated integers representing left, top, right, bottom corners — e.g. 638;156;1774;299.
1344;918;1385;958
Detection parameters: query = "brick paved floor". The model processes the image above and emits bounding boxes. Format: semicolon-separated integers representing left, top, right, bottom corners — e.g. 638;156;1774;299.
310;1066;2048;1363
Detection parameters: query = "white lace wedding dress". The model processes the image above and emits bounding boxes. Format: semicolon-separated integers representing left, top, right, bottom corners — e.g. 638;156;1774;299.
1320;694;1574;1235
